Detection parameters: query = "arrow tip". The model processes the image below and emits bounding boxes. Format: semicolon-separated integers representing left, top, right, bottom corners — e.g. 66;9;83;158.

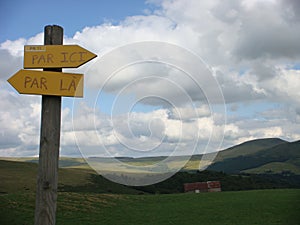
7;70;23;93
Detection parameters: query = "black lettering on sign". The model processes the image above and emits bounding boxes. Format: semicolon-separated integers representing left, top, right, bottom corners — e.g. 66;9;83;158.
24;76;48;89
69;79;76;91
60;79;77;91
24;76;32;88
32;55;39;64
38;55;46;64
32;54;54;64
31;77;39;88
60;79;67;91
69;52;77;62
61;52;68;63
40;77;48;90
78;52;86;62
47;54;54;63
60;52;87;63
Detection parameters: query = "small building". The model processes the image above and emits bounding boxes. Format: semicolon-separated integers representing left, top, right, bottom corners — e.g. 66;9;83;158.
184;181;221;193
207;181;222;192
184;182;208;193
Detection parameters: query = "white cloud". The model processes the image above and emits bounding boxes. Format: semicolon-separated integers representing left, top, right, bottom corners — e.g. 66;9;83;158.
169;105;210;120
0;33;44;57
1;0;299;157
268;69;300;104
0;86;40;156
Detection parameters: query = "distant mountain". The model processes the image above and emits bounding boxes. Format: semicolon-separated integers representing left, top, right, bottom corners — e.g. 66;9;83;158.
207;139;300;174
2;159;300;195
1;138;299;175
213;138;287;162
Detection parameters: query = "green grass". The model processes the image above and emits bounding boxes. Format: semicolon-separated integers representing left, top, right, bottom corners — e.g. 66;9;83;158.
1;189;299;225
243;162;300;174
0;159;145;195
0;160;38;193
0;159;93;193
213;138;286;162
0;157;90;168
1;159;300;225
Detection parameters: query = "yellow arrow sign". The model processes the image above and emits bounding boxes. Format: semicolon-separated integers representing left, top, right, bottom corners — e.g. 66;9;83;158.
8;69;83;97
24;45;97;68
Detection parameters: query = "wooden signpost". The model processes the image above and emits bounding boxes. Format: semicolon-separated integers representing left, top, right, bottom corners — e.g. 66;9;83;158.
7;25;97;225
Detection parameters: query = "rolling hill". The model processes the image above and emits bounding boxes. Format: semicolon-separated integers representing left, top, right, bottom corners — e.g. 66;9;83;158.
207;139;300;174
1;138;299;178
2;158;300;196
212;138;287;162
0;160;142;194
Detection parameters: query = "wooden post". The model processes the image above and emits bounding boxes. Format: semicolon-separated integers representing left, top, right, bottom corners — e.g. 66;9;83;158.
34;25;63;225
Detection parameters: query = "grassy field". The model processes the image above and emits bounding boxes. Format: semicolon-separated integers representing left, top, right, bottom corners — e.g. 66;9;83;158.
1;189;299;225
0;159;93;193
243;161;300;174
1;159;300;224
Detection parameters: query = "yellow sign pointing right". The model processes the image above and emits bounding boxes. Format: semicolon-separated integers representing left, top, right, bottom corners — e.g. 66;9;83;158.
24;45;97;68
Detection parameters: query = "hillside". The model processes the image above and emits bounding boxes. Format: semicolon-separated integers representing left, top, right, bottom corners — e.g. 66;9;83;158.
207;140;300;174
1;138;299;178
0;159;94;193
213;138;287;162
0;160;141;194
1;158;300;196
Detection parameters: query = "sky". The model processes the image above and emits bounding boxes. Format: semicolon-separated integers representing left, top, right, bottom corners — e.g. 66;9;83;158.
1;0;300;159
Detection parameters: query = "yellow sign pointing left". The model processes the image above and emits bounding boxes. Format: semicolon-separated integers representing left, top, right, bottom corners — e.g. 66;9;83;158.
8;69;83;97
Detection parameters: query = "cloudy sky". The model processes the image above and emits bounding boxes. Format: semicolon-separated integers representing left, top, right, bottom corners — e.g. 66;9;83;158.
1;0;299;159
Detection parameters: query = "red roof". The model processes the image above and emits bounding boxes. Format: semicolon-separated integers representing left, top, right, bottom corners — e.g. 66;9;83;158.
184;182;208;192
184;181;221;192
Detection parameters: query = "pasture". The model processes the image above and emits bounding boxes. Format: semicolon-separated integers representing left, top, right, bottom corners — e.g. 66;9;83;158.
1;189;299;225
